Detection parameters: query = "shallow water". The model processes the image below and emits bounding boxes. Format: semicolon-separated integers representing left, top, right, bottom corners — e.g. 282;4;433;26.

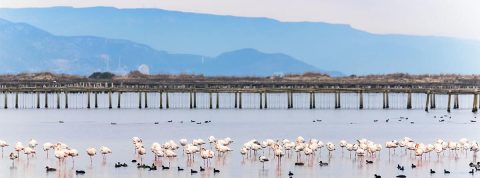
0;108;479;178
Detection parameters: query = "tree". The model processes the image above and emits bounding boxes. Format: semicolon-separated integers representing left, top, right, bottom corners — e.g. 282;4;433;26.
88;72;115;79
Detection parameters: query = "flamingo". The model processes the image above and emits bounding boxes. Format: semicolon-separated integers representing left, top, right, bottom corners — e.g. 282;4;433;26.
9;152;18;167
28;139;38;149
86;147;96;165
326;142;335;157
274;147;284;166
100;146;112;160
0;140;8;158
43;142;53;159
67;149;79;166
23;147;35;161
14;142;24;157
54;149;66;167
137;147;146;164
339;140;347;154
259;155;269;169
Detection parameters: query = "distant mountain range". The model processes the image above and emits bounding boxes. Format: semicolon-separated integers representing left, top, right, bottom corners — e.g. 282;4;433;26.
1;7;480;75
0;18;330;76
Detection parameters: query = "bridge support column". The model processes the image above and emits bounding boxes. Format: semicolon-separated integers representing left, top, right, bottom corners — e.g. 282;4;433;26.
425;92;430;112
144;92;148;108
287;92;291;109
234;92;238;108
312;92;316;109
193;91;197;108
108;91;112;109
159;92;163;109
94;92;98;108
359;91;364;109
117;92;121;108
239;92;242;109
209;92;213;109
166;92;169;109
216;92;219;109
138;92;142;109
291;92;294;109
335;92;341;109
473;93;478;113
454;94;459;109
189;92;193;109
264;92;268;109
386;91;389;108
407;92;412;109
36;92;40;109
65;92;68;109
45;92;48;108
3;92;8;109
430;93;436;109
447;92;451;112
259;92;263;109
309;92;313;109
87;92;90;109
15;92;18;109
56;92;60;109
4;92;7;109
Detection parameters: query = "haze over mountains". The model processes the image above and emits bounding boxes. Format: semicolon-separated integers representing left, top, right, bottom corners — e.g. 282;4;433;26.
1;7;480;75
0;18;322;76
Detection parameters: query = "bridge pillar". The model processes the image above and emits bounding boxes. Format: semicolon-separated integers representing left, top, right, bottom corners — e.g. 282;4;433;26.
386;91;389;108
189;92;193;109
264;91;268;109
36;92;40;109
287;92;290;109
166;92;169;109
407;92;412;109
308;92;313;109
291;92;294;109
447;92;451;112
209;92;213;109
239;92;242;109
94;92;98;108
138;92;142;109
87;92;90;109
234;92;238;108
144;92;148;108
425;92;430;112
56;92;60;109
117;92;121;108
193;91;197;108
383;92;386;109
15;92;18;109
259;92;263;109
45;92;48;108
65;92;68;109
159;92;163;109
216;92;219;109
454;94;459;109
430;93;436;109
472;93;478;113
3;92;7;109
312;92;316;109
108;91;112;109
359;91;364;109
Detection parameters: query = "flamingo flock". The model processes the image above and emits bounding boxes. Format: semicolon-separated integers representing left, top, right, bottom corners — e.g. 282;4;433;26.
1;136;480;177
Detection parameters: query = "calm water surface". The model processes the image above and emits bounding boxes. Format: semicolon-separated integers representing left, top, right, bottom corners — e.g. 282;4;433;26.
0;108;479;178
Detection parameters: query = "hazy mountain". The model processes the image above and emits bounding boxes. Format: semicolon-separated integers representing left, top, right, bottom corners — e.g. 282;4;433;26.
1;7;479;75
0;18;325;76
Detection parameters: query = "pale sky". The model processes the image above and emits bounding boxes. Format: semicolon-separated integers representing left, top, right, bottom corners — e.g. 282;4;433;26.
1;0;479;41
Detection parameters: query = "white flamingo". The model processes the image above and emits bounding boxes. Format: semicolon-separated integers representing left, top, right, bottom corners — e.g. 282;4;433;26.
86;147;96;165
0;140;8;158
